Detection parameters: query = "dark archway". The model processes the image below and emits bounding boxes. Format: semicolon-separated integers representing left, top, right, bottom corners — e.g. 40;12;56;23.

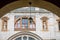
0;0;60;17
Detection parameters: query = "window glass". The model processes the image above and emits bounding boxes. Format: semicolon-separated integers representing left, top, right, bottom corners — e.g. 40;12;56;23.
15;37;21;40
17;20;20;28
15;36;35;40
29;37;35;40
23;36;27;40
22;18;28;28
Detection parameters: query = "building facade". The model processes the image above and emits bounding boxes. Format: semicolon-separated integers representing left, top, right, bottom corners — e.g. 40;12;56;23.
0;7;60;40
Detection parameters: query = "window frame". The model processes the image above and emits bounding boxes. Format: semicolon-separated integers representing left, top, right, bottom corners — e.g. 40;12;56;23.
14;16;36;31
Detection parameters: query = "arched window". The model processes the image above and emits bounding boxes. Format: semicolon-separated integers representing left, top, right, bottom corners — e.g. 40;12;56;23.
1;17;9;31
41;16;48;31
14;16;36;31
14;16;21;31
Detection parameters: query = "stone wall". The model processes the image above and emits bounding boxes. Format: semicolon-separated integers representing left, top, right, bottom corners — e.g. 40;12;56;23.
0;12;60;40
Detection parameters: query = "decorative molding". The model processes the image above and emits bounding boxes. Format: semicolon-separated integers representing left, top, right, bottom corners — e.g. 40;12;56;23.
7;32;43;40
14;15;36;31
1;16;9;21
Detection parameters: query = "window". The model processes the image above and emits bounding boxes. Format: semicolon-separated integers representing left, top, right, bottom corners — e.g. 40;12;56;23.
22;18;28;29
23;36;27;40
15;19;21;28
14;16;36;31
29;37;35;40
14;16;21;31
41;16;48;31
1;17;9;31
17;20;20;28
15;36;35;40
30;20;35;29
29;17;36;30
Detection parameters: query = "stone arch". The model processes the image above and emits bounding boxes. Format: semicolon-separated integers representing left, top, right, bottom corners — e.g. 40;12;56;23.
0;0;60;17
7;32;43;40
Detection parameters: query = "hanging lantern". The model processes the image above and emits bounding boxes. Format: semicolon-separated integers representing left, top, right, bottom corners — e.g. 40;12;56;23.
28;2;33;23
29;17;33;23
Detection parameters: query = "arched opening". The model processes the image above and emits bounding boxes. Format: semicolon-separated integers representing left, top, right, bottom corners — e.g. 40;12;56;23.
0;0;60;17
0;0;60;40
